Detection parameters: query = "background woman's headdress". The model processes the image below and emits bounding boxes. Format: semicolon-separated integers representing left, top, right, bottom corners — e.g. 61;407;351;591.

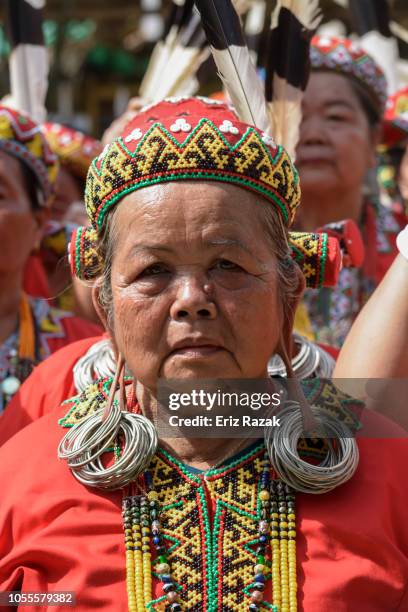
310;35;388;116
42;123;102;181
0;105;58;205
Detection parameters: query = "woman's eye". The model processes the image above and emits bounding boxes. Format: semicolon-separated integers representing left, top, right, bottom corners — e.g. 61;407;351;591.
212;259;243;271
327;113;347;122
138;263;169;278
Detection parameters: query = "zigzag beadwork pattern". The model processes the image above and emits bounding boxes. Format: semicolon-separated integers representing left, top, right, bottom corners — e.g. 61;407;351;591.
69;226;102;281
289;232;328;288
148;445;273;611
85;119;300;231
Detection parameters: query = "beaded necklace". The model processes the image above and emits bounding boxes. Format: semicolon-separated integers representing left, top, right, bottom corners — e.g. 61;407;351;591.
0;294;38;411
121;451;297;612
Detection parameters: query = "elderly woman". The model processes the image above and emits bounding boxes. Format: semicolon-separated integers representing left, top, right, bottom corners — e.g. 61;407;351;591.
0;106;101;413
295;36;407;348
0;98;407;611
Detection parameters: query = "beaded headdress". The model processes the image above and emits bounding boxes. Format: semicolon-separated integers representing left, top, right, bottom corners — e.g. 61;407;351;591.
85;97;300;232
0;105;59;205
310;35;388;116
42;122;102;181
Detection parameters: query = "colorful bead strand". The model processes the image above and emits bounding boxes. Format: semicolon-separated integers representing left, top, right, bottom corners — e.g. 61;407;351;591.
270;480;297;612
249;453;271;611
286;487;297;612
270;480;281;610
277;482;289;611
145;471;181;611
140;495;153;606
122;497;137;612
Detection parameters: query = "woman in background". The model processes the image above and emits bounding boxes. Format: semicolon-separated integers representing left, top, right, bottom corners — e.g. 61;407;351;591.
24;123;102;322
295;36;406;348
0;106;101;414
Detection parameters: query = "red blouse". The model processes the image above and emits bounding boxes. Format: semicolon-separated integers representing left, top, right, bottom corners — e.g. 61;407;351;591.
0;405;407;611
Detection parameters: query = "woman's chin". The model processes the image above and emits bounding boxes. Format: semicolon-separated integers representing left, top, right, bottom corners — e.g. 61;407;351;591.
298;168;338;192
161;353;239;380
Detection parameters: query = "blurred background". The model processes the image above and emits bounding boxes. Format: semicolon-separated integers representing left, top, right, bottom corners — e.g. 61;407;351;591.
0;0;407;136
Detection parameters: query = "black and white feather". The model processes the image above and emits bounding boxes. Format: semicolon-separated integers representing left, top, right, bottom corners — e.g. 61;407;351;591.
266;0;321;159
140;0;208;102
194;0;270;133
6;0;48;122
349;0;398;94
153;10;209;100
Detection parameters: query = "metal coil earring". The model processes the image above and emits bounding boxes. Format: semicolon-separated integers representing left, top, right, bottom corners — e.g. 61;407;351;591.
265;401;359;494
264;341;359;494
58;355;158;490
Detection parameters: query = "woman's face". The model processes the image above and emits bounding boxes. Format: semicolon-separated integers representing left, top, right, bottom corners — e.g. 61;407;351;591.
0;151;42;274
51;166;83;222
296;72;378;196
100;182;291;390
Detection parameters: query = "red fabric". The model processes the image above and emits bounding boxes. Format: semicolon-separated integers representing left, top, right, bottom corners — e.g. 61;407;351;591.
322;236;341;287
0;335;103;447
318;342;339;360
23;255;51;299
0;408;407;611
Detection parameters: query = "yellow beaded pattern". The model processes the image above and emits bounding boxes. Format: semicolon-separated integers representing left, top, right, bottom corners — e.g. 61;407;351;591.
146;446;278;611
85;119;300;231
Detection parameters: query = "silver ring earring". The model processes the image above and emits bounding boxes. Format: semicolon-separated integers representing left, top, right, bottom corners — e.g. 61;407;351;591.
58;355;158;490
264;401;359;494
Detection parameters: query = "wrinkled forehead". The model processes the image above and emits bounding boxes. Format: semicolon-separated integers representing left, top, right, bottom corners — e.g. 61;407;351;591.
115;180;267;226
111;181;273;251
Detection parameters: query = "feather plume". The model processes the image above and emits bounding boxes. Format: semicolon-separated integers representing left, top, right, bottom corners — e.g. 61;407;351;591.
151;11;208;101
6;0;48;122
194;0;270;132
349;0;398;95
266;0;321;159
139;0;195;100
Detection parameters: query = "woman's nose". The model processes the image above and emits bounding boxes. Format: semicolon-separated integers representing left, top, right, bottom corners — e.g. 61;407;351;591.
298;116;327;146
170;277;217;321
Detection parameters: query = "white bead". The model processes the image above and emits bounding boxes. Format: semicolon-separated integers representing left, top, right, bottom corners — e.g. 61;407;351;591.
98;144;110;160
124;128;143;143
2;376;21;396
219;120;239;135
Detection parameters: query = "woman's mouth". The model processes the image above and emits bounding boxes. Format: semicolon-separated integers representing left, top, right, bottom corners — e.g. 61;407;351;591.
170;345;223;358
